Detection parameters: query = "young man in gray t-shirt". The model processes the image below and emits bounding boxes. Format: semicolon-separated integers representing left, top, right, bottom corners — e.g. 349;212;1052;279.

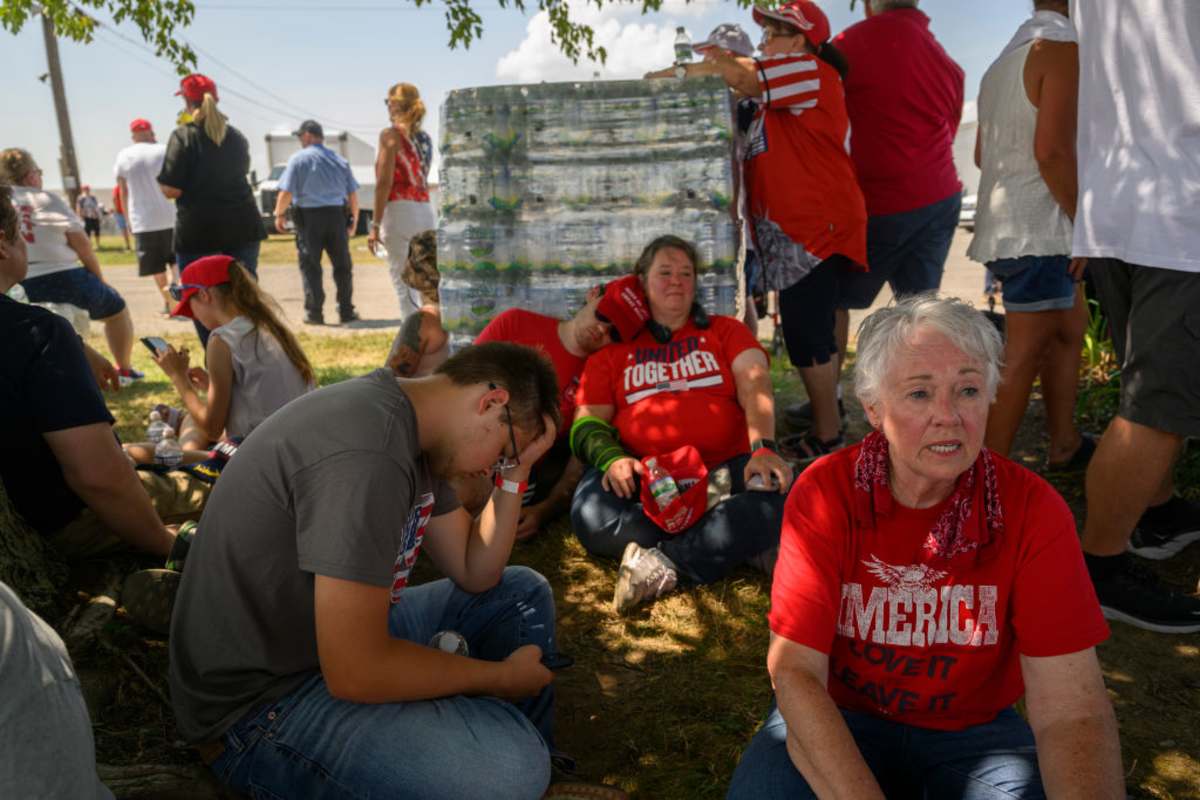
169;342;564;799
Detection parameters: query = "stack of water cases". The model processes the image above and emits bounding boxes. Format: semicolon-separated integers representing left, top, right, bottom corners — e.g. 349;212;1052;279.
438;77;740;342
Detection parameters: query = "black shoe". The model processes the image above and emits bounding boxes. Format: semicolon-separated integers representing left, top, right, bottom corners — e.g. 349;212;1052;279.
304;313;325;325
339;310;361;325
785;398;847;430
1090;554;1200;634
1127;495;1200;560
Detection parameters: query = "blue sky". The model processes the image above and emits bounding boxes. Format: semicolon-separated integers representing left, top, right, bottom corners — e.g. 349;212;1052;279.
1;0;1034;191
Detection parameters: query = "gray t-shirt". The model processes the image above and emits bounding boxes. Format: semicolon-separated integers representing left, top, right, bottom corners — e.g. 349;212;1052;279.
168;369;460;743
0;582;113;799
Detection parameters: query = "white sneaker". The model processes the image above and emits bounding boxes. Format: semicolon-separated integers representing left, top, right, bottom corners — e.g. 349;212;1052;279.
613;542;678;615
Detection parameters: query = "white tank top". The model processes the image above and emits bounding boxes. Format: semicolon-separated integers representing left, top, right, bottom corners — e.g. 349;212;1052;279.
966;40;1073;265
210;316;314;439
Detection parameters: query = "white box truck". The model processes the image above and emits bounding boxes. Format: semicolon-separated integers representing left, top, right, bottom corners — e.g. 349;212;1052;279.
255;129;377;234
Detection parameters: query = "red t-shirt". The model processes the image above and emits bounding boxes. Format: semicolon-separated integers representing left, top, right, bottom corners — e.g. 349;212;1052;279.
744;53;868;268
769;444;1108;731
577;316;765;468
834;9;965;216
475;309;585;437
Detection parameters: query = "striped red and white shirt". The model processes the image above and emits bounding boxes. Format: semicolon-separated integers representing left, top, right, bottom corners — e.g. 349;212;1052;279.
744;53;868;269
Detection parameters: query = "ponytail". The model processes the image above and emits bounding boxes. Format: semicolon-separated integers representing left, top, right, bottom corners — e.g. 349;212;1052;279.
218;263;315;386
816;41;850;80
192;93;228;146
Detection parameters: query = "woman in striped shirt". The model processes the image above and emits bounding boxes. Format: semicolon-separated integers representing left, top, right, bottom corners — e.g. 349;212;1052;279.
647;1;867;462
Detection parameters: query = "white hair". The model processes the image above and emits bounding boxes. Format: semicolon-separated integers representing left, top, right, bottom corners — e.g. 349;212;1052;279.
853;293;1003;406
870;0;919;12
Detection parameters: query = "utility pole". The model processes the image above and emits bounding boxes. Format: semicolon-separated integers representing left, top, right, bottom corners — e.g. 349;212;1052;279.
40;11;82;206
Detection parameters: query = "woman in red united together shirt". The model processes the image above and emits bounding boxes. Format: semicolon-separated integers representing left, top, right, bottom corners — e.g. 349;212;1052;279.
570;236;793;615
727;295;1122;799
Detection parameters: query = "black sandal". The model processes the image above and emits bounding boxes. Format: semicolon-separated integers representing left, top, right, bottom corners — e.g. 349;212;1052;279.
1046;432;1097;473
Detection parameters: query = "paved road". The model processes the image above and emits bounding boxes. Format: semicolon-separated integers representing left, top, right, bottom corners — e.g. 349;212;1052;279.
103;230;990;340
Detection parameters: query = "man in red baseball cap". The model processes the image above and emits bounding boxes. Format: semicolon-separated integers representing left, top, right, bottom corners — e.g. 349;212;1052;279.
116;114;178;314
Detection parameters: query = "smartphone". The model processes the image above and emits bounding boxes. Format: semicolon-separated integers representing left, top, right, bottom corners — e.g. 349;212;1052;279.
541;652;575;671
141;336;169;357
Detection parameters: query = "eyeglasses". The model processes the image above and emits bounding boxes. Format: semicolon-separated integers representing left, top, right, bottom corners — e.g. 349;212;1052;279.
167;283;207;301
760;27;797;45
489;382;521;472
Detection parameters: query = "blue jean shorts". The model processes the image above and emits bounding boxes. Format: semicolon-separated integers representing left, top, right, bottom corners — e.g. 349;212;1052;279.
987;255;1076;313
22;267;127;319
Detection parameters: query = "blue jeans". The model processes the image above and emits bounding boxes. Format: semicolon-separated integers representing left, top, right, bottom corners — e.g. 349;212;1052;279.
178;242;261;345
728;703;1045;799
570;453;784;584
838;192;962;310
209;566;556;800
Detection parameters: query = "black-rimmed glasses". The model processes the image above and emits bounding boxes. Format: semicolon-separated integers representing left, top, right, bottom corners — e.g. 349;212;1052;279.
489;382;521;472
167;283;207;301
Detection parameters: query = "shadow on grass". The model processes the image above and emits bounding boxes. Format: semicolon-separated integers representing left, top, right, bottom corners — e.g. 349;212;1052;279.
409;519;775;799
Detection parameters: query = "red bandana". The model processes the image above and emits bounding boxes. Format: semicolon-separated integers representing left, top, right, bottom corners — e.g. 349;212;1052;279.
852;430;1004;559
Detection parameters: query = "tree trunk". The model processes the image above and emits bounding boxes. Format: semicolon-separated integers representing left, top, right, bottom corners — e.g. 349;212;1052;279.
0;480;67;617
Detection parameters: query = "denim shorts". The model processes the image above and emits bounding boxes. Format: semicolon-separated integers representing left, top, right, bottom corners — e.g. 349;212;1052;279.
987;255;1076;313
21;267;126;319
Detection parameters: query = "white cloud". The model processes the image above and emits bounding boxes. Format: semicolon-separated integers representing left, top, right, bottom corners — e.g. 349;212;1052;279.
495;0;724;83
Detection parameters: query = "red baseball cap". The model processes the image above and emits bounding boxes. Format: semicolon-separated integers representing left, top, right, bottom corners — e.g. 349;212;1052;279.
596;274;651;342
129;118;153;133
752;1;831;49
176;73;219;104
171;254;235;318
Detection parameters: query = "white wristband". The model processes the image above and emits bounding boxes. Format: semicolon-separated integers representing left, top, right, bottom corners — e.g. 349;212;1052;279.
494;475;528;495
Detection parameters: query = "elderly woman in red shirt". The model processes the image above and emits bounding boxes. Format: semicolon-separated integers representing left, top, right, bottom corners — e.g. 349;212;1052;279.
726;294;1122;800
648;1;867;462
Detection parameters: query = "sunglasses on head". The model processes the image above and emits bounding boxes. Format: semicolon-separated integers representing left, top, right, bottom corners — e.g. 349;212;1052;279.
167;283;207;302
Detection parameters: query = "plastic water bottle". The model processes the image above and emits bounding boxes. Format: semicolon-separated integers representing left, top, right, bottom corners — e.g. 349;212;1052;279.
646;457;680;510
674;26;693;65
146;410;170;444
429;630;469;657
154;429;183;468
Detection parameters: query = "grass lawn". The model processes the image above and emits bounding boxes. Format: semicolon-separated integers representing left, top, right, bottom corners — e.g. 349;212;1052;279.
86;331;1200;799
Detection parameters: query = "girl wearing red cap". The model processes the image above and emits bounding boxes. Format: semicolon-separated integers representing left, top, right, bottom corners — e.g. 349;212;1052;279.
646;1;867;463
124;255;314;463
158;73;266;346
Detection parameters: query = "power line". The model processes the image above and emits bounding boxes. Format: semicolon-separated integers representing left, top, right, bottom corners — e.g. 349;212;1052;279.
182;38;380;131
91;26;296;129
76;4;382;134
